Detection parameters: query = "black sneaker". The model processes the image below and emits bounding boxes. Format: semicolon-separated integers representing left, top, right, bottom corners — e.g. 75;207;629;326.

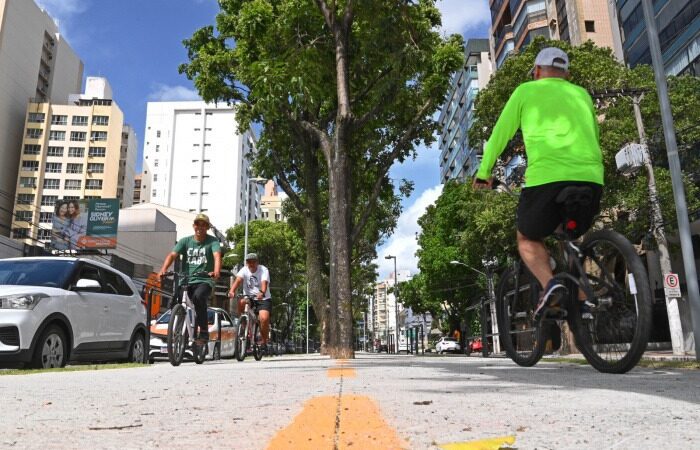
580;300;594;320
534;279;567;321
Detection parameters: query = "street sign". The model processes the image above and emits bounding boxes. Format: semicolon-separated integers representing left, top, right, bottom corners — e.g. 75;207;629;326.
664;273;681;298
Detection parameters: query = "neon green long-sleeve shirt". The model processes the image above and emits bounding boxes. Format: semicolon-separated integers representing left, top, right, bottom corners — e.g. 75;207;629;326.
476;77;604;187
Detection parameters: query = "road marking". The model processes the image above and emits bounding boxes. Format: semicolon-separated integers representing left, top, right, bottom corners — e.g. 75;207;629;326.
266;360;405;449
438;435;516;450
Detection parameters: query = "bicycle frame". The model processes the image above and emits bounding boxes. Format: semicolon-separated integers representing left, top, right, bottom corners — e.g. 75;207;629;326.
180;290;197;348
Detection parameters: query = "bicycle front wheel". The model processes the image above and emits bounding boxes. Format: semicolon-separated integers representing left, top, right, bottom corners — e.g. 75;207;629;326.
496;265;546;367
569;229;652;374
235;316;247;362
167;304;187;366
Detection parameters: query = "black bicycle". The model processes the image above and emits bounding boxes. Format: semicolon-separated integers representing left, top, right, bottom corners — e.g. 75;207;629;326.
161;271;211;366
495;184;652;374
234;294;264;362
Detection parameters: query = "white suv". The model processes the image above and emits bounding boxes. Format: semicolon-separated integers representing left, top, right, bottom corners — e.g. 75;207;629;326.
0;257;147;369
435;337;461;354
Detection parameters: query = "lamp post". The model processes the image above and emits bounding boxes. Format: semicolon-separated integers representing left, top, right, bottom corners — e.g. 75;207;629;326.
450;260;499;356
243;177;267;265
385;255;399;354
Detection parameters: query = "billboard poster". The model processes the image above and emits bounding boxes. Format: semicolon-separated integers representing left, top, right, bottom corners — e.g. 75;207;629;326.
52;199;120;250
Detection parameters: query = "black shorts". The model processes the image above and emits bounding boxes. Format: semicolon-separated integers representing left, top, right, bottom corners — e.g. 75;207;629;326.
517;181;602;240
254;298;272;313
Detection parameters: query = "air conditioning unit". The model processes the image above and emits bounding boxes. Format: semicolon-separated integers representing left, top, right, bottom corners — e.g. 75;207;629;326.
615;143;646;175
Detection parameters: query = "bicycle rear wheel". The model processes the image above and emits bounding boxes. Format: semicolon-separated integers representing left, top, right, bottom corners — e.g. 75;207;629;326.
253;322;263;361
496;264;546;367
235;316;247;362
167;304;187;366
569;229;652;374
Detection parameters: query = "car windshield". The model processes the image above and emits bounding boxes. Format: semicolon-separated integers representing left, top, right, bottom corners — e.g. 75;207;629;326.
0;259;76;288
444;338;457;342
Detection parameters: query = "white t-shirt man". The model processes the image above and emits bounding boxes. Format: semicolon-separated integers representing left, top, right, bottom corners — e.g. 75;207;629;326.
236;265;271;300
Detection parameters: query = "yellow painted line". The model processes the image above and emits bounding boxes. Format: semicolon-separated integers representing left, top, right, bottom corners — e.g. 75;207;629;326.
326;366;356;378
266;395;406;450
438;435;516;450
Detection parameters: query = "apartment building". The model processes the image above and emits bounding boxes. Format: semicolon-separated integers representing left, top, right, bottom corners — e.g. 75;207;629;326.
489;0;622;68
0;0;83;235
260;180;286;222
133;174;143;205
438;39;494;183
611;0;699;75
372;270;412;347
140;101;258;232
11;77;133;246
118;125;138;208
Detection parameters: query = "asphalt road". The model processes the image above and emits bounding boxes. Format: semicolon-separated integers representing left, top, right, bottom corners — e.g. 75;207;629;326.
1;354;699;449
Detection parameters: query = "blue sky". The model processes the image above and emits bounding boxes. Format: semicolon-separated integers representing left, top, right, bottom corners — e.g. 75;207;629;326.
36;0;491;278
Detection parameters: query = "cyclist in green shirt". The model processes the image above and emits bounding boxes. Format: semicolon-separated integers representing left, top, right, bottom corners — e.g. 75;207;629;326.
158;213;222;345
474;47;604;319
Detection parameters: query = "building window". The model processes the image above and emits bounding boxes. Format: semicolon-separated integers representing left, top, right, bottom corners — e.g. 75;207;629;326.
28;113;45;123
87;163;104;173
15;211;33;222
19;177;37;188
51;115;67;125
11;228;28;239
64;179;82;190
68;147;85;157
47;146;64;157
17;194;35;205
70;131;87;142
27;128;43;139
85;195;101;199
45;162;62;173
49;130;65;141
23;144;41;155
91;131;108;141
92;115;109;126
37;229;52;241
152;189;157;197
89;147;106;157
153;174;158;182
585;20;595;33
41;195;58;206
21;161;40;172
43;178;60;189
86;179;103;190
154;159;159;167
72;115;89;126
40;212;53;223
156;130;161;138
156;145;160;152
63;196;79;200
67;163;83;174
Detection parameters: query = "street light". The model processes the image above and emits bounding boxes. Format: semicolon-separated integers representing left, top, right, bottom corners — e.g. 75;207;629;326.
385;255;399;354
449;260;499;356
243;177;267;265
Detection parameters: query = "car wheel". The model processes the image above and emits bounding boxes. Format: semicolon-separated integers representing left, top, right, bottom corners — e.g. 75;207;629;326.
128;332;145;363
213;343;221;360
31;325;67;369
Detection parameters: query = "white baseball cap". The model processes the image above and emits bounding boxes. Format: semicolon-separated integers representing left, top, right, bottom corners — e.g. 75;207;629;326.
531;47;570;74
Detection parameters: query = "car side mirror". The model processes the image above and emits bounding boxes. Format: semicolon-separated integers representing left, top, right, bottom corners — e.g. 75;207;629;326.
74;278;101;292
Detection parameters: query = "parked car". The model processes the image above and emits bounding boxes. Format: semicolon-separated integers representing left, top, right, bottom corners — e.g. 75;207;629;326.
435;337;461;354
148;307;236;362
0;257;148;369
463;338;484;356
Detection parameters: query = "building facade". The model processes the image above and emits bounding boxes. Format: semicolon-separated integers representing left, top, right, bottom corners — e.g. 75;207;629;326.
133;174;143;205
612;0;700;75
118;125;137;208
490;0;623;68
438;39;494;183
371;270;411;347
11;77;131;246
140;101;259;232
0;0;83;235
260;180;286;222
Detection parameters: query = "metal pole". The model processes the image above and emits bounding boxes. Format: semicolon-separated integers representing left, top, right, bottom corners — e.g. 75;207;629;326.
488;271;500;354
243;179;251;266
632;96;686;354
640;0;699;359
393;257;399;354
480;296;488;357
306;282;309;354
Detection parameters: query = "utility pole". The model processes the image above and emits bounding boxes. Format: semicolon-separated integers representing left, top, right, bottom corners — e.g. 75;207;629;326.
640;0;699;359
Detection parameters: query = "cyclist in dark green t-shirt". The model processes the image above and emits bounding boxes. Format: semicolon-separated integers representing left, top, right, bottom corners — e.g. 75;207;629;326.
474;47;604;320
158;213;222;344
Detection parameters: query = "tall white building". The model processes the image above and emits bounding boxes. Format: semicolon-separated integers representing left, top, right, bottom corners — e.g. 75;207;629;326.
140;101;259;232
119;125;137;208
0;0;83;235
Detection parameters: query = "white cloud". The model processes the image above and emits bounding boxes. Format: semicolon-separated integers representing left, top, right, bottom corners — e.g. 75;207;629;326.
436;0;490;36
35;0;88;37
375;184;444;280
148;84;202;102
